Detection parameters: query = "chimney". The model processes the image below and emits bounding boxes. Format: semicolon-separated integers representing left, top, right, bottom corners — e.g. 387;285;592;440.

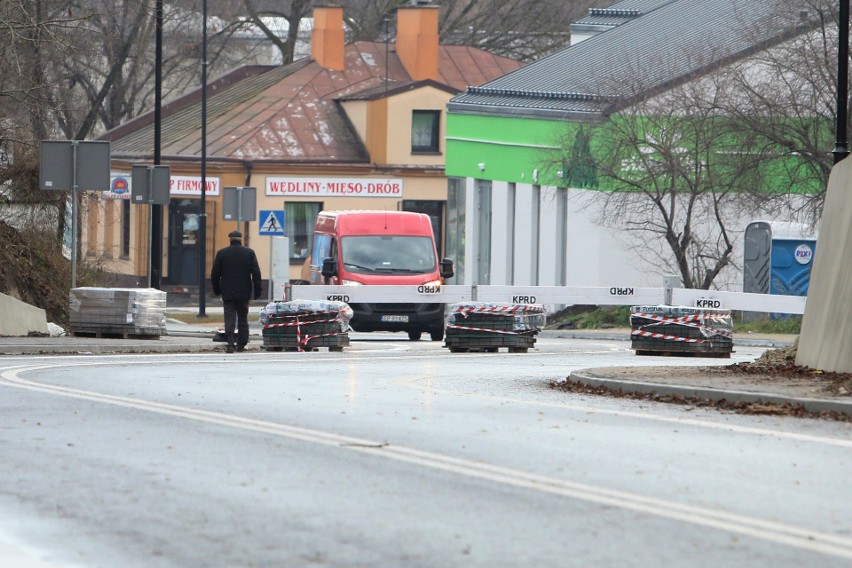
396;4;440;81
311;6;345;71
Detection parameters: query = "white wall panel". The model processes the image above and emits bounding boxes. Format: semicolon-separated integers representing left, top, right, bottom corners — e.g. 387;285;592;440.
489;181;512;284
538;185;559;285
513;183;536;285
463;177;477;285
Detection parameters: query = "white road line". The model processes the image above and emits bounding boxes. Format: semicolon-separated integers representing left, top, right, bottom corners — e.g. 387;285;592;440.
2;363;852;560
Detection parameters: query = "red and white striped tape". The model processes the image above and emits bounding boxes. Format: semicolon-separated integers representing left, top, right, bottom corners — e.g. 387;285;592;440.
631;312;732;339
446;323;527;336
452;305;544;315
262;310;347;352
630;329;704;343
262;317;340;329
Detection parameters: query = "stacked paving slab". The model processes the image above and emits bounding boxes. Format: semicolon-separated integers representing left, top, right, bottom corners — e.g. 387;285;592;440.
69;288;167;338
630;305;733;358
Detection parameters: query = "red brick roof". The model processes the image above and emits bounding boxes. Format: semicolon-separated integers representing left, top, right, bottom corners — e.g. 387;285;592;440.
102;41;523;163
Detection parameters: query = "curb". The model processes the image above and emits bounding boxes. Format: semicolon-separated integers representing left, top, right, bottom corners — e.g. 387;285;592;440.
569;371;852;417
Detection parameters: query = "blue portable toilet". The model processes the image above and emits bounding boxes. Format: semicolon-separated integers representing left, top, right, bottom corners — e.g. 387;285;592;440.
743;221;817;317
770;231;816;296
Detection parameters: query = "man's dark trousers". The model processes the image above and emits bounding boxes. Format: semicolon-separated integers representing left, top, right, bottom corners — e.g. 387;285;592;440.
223;299;250;349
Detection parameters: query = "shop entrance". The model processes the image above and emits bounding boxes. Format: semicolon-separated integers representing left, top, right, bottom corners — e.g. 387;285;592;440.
167;199;202;286
402;200;445;257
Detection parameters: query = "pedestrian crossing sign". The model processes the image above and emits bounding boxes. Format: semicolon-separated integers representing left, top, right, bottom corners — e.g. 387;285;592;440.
258;210;285;235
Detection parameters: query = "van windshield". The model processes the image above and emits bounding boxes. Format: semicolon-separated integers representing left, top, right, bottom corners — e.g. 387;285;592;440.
340;236;437;274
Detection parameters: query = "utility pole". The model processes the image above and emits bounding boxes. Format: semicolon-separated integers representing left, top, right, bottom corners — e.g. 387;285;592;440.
834;0;850;164
198;0;208;317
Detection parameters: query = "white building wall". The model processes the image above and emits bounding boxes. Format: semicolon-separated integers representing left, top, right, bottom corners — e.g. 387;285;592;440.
457;178;817;292
463;177;478;285
513;183;536;285
538;185;560;285
489;181;512;284
565;189;646;286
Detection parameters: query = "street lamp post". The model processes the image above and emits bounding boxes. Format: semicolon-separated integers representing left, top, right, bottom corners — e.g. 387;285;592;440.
834;0;850;165
198;0;208;318
152;0;163;289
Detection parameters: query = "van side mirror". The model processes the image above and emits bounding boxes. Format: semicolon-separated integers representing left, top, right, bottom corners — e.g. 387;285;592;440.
440;258;454;279
321;257;337;279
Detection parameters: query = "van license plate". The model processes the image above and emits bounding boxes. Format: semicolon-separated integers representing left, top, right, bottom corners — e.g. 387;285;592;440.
381;315;409;323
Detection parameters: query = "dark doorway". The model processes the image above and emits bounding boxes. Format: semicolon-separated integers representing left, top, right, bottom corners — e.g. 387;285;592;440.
168;199;202;286
402;200;445;257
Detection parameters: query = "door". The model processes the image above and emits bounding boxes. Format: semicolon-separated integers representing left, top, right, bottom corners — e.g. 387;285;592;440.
168;199;202;286
402;200;445;257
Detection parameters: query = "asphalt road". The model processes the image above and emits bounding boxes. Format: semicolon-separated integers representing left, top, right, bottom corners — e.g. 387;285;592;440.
0;336;850;567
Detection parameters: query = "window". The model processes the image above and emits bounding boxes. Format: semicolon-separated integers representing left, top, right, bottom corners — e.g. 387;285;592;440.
411;110;440;153
402;199;444;257
446;178;466;284
285;201;322;263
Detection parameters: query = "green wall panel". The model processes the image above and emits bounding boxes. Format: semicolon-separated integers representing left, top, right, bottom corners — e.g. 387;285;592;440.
446;111;825;195
446;113;572;185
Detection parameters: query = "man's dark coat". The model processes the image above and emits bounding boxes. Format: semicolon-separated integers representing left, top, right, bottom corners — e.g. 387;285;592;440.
211;243;262;301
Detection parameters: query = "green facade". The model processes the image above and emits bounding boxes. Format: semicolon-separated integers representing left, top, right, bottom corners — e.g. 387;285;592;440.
446;111;826;196
445;114;572;186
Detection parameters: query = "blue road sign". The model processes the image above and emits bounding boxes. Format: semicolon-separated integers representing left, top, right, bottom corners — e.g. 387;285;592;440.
259;210;285;236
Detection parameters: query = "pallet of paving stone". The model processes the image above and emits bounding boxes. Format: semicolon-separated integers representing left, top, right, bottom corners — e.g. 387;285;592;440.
443;302;545;353
69;287;167;338
260;300;352;352
630;305;732;358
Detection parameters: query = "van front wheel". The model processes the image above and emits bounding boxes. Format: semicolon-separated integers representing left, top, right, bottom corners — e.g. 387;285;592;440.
407;331;422;341
429;329;444;342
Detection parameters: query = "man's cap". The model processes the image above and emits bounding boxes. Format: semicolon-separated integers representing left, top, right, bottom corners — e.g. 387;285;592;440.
228;230;243;239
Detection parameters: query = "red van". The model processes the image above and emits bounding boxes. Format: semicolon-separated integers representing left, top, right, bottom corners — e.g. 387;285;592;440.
309;210;454;341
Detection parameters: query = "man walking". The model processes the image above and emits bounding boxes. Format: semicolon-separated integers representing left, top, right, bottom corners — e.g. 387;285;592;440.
211;230;263;353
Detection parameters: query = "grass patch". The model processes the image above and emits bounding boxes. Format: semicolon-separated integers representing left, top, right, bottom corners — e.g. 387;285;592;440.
548;305;631;329
732;315;801;335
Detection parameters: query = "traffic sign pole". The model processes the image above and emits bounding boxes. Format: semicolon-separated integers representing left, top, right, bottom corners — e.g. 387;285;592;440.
71;142;78;287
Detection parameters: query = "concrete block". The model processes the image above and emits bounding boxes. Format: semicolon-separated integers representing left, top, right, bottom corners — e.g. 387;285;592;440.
0;292;48;337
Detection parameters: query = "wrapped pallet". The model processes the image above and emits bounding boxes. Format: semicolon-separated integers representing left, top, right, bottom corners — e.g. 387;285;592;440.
444;302;545;353
261;299;351;352
69;288;167;338
630;305;733;358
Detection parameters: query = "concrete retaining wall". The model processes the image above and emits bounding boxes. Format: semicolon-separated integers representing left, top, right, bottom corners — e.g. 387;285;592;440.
0;293;48;337
797;157;852;373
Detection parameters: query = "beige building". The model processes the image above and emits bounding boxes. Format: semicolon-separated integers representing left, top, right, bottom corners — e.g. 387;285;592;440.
87;5;522;299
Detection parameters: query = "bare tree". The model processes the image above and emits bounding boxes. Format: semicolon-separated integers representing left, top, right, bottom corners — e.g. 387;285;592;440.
212;0;610;65
560;76;769;290
550;1;842;290
711;0;838;223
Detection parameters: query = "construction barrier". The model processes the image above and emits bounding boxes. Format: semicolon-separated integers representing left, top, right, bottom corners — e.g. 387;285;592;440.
444;302;546;353
630;305;733;358
289;284;806;315
260;300;352;352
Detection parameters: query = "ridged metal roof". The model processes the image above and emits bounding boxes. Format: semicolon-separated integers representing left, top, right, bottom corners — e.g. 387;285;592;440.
450;0;811;120
573;0;675;27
